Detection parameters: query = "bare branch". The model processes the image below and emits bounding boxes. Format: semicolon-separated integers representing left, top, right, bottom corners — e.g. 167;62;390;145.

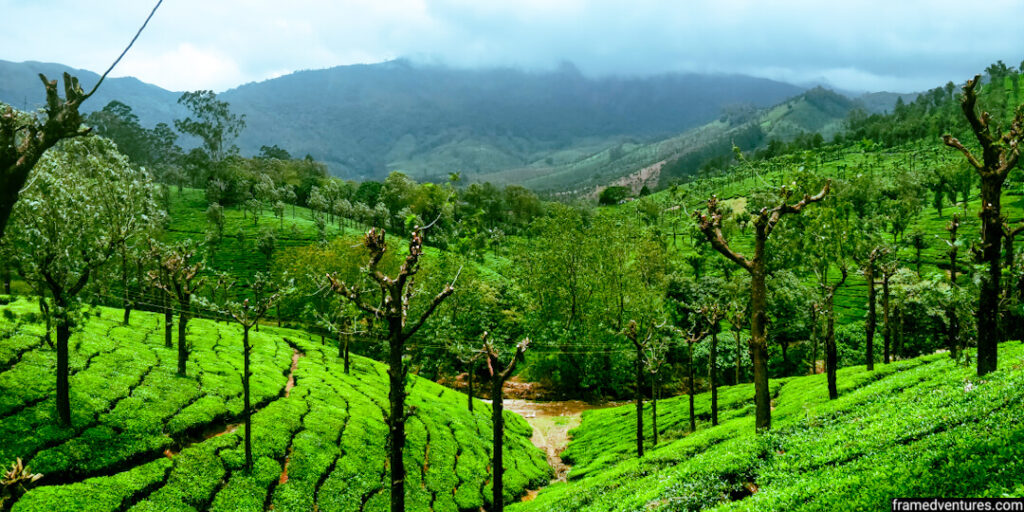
942;135;983;170
402;282;455;342
695;195;754;272
768;180;831;233
326;272;382;317
85;1;164;99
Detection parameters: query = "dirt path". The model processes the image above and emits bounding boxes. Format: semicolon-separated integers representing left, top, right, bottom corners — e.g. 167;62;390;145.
495;399;624;500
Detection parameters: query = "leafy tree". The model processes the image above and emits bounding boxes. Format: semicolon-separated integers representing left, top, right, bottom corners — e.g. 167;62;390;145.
4;136;158;426
174;90;246;163
942;74;1023;375
696;181;829;431
85;101;153;164
598;186;630;205
257;144;291;160
256;228;276;270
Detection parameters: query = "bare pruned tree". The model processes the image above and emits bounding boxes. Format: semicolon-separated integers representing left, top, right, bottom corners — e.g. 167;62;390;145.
149;242;206;377
942;74;1023;375
481;334;530;512
817;265;848;400
696;181;830;431
624;319;660;457
326;224;456;512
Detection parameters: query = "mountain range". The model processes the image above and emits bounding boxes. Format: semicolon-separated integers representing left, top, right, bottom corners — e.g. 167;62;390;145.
0;59;912;190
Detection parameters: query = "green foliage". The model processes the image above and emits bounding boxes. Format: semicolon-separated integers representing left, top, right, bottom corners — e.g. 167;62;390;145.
0;300;547;511
174;91;245;163
599;186;631;205
514;344;1024;511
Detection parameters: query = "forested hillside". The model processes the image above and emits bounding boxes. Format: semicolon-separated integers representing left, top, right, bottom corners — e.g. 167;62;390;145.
0;59;805;184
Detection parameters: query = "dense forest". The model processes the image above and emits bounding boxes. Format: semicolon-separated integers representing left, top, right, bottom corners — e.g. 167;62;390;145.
1;18;1024;508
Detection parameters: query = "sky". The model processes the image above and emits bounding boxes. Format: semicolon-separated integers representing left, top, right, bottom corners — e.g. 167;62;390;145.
1;0;1023;93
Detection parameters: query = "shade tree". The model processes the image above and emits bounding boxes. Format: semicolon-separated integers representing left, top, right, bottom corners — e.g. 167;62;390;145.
201;272;291;473
326;224;457;512
480;334;530;512
942;74;1023;375
3;136;159;426
696;180;830;431
149;240;206;376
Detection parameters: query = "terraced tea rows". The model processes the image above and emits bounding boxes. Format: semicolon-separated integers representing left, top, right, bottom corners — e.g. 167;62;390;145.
0;298;550;511
513;343;1024;511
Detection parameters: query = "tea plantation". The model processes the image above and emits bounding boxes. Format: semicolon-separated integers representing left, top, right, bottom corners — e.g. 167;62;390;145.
512;342;1024;511
0;298;550;511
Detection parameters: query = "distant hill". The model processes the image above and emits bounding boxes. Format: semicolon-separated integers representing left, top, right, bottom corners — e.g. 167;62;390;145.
485;87;869;196
854;90;920;114
1;59;804;183
219;60;805;180
0;59;187;126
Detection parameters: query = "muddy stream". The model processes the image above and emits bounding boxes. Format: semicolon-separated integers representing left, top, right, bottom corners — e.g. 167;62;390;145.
482;399;623;501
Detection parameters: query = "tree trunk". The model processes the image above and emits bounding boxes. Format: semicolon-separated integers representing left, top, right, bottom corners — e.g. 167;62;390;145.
243;325;253;472
750;264;771;431
865;261;876;371
650;377;658;446
710;325;719;426
343;334;350;374
734;328;742;384
387;326;406;512
467;362;474;412
56;314;71;427
634;345;644;457
977;179;1002;375
688;341;696;433
491;377;506;512
177;309;189;376
2;263;10;295
780;341;789;372
882;274;891;364
163;295;173;349
121;249;131;325
810;307;819;375
948;220;960;359
40;296;52;346
826;294;838;400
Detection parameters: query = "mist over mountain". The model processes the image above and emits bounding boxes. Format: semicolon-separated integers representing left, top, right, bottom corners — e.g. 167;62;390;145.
1;59;807;182
218;60;805;180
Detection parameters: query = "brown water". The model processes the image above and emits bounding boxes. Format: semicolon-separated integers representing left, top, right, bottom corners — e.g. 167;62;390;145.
484;398;624;497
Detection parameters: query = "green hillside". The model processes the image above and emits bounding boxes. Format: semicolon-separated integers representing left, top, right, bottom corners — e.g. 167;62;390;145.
0;299;549;511
511;341;1024;511
476;87;864;194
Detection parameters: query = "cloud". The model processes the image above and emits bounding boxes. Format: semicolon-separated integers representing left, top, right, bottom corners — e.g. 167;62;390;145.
119;43;242;92
1;0;1022;92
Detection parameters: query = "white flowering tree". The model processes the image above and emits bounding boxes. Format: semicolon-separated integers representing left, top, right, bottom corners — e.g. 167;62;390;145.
4;136;159;427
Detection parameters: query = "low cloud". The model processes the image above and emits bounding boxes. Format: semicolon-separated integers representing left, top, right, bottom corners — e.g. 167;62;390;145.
1;0;1022;92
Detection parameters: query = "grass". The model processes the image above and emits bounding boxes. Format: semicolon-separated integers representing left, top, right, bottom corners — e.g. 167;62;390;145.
510;342;1024;511
0;298;550;511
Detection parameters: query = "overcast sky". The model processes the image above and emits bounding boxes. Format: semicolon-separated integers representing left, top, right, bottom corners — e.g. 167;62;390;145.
2;0;1022;93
